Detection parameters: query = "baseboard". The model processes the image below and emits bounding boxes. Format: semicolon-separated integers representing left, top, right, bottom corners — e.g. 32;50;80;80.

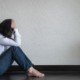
5;65;80;75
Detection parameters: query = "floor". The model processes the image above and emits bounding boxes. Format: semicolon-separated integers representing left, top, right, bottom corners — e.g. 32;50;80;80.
0;71;80;80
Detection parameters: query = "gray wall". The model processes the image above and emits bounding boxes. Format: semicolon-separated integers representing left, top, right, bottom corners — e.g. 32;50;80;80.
0;0;80;65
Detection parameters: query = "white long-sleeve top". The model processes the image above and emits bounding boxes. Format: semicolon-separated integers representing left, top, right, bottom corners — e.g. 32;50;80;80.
0;28;21;55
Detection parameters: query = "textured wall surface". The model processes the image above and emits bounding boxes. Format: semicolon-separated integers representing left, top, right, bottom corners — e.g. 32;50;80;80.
0;0;80;65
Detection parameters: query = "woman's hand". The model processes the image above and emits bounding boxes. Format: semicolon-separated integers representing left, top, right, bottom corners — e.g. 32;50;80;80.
11;20;17;34
11;20;16;29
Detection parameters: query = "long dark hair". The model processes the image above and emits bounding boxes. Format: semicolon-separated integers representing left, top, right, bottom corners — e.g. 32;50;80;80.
0;19;14;39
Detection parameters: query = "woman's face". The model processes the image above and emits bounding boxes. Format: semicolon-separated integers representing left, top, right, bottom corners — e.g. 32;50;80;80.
11;20;16;29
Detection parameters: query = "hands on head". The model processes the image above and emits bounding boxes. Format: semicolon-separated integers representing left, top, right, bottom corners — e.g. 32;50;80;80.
11;20;16;30
11;20;17;33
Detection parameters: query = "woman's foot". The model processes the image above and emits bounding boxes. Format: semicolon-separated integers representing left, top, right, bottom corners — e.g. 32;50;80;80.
27;67;45;78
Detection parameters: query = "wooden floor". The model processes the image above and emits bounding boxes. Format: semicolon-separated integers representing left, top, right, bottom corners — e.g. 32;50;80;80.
0;71;80;80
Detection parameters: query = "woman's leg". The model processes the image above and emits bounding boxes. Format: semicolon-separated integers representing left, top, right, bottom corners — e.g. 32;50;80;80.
0;46;45;77
0;47;14;76
9;46;45;77
10;46;34;71
0;46;34;76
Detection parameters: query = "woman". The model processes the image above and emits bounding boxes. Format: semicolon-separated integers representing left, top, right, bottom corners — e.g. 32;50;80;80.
0;19;45;77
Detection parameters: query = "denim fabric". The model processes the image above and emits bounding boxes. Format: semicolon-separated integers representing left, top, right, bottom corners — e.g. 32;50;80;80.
0;46;34;76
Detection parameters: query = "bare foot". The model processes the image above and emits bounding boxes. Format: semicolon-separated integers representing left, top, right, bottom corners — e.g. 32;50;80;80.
27;67;45;78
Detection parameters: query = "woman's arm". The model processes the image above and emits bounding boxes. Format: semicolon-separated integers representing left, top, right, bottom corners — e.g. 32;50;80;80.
0;28;21;46
13;28;21;46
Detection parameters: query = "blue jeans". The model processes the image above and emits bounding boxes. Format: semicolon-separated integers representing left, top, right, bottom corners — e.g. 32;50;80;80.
0;46;34;76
